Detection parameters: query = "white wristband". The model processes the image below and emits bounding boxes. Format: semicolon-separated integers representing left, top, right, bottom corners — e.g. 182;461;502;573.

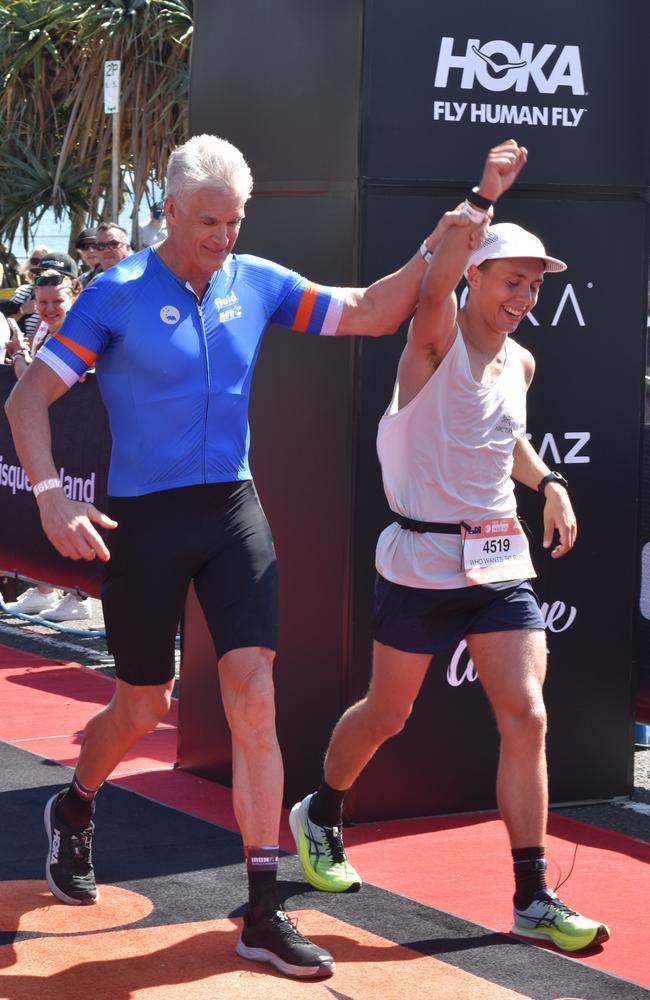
461;199;488;225
33;477;62;498
419;240;433;264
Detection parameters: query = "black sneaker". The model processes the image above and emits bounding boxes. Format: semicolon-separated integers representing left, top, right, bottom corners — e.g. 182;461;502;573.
44;791;98;905
236;908;335;978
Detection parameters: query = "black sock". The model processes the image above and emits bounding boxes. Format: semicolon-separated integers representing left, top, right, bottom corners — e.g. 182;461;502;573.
512;846;548;910
56;775;99;830
245;846;280;921
308;780;346;828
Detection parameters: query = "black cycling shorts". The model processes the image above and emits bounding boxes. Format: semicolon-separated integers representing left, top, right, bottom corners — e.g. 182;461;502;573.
102;481;278;686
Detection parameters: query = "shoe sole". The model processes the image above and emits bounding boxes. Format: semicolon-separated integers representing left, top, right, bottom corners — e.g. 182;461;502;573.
5;604;60;615
41;614;92;622
44;794;99;906
236;937;335;978
512;922;610;952
288;800;361;894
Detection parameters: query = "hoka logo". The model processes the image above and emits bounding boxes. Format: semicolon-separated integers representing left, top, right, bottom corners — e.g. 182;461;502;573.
50;829;61;864
434;37;585;95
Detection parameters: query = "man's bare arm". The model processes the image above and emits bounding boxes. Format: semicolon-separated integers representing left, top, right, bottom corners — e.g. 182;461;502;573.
5;360;117;561
334;206;478;337
410;139;528;361
512;434;576;558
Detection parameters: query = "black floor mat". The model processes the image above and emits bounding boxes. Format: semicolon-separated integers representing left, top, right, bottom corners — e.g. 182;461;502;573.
0;742;647;1000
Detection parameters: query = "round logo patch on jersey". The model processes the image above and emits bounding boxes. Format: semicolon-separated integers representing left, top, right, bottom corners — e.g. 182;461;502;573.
160;305;180;325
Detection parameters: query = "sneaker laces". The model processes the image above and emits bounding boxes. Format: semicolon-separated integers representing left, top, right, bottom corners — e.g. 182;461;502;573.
552;842;579;896
69;828;93;867
538;891;578;918
271;909;311;945
323;825;346;864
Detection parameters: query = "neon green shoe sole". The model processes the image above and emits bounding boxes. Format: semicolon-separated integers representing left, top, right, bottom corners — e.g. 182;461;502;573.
513;892;610;953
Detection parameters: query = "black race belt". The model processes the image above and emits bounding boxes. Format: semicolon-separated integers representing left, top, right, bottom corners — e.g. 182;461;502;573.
392;512;463;535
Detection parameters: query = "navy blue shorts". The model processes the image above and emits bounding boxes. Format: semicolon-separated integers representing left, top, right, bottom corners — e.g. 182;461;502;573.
372;573;544;655
102;481;278;685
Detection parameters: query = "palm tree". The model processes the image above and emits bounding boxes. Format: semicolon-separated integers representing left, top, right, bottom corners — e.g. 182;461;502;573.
0;0;193;250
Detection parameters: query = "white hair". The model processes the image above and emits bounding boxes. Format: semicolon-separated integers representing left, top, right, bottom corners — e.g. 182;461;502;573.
166;134;253;202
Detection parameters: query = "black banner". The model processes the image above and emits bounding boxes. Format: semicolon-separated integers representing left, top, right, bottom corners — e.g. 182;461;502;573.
0;367;110;596
362;0;650;190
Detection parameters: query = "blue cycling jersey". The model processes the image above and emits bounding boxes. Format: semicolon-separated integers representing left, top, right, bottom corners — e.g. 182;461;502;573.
38;248;344;496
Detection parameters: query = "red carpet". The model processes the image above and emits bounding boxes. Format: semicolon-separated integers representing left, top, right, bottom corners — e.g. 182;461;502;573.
0;642;648;990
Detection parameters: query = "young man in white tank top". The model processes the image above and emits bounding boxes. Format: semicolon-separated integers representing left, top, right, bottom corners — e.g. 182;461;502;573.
291;140;609;954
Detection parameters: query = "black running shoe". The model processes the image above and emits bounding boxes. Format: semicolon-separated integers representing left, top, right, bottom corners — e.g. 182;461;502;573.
44;791;98;905
236;908;335;978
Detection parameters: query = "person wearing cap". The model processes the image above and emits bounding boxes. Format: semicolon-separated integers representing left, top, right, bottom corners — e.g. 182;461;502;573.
75;229;101;289
29;254;79;352
10;245;52;342
290;140;609;956
139;201;167;248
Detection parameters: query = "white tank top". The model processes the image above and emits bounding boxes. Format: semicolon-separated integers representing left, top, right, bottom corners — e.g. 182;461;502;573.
375;328;527;588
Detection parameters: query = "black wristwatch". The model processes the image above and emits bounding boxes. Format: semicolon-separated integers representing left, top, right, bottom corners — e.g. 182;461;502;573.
538;471;568;494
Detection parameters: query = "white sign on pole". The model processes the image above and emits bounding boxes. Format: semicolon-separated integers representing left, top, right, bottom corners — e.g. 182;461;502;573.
104;60;121;115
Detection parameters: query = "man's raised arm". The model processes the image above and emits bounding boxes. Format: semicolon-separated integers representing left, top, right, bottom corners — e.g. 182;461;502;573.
333;204;479;337
410;139;528;361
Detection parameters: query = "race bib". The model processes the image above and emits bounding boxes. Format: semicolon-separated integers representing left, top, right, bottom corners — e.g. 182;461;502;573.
462;517;535;584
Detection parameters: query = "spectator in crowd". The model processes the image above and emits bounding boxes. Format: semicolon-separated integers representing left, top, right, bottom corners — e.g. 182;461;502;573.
3;264;90;623
75;229;101;289
94;222;133;270
10;245;51;341
0;242;20;289
139;201;167;247
29;253;79;353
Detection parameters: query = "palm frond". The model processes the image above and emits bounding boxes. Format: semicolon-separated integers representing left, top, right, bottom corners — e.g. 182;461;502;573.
0;0;193;248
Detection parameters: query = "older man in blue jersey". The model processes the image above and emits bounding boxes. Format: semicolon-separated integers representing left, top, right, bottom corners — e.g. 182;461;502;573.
5;133;484;981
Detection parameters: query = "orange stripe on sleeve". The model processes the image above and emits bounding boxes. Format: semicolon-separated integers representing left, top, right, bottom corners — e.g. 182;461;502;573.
292;283;319;333
52;333;98;369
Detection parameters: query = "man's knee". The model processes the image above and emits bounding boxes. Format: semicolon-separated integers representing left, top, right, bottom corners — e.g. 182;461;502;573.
498;697;547;747
365;699;414;743
220;649;277;743
114;683;173;735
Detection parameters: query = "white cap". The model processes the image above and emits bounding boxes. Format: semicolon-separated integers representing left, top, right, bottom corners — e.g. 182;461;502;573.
465;222;567;277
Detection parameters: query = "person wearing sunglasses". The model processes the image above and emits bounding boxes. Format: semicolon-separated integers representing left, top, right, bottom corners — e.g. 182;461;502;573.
75;228;101;289
5;132;483;981
9;245;52;341
30;257;80;353
94;222;133;271
4;266;90;623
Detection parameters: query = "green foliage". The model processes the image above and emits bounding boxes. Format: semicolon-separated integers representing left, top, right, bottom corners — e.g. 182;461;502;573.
0;0;193;249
